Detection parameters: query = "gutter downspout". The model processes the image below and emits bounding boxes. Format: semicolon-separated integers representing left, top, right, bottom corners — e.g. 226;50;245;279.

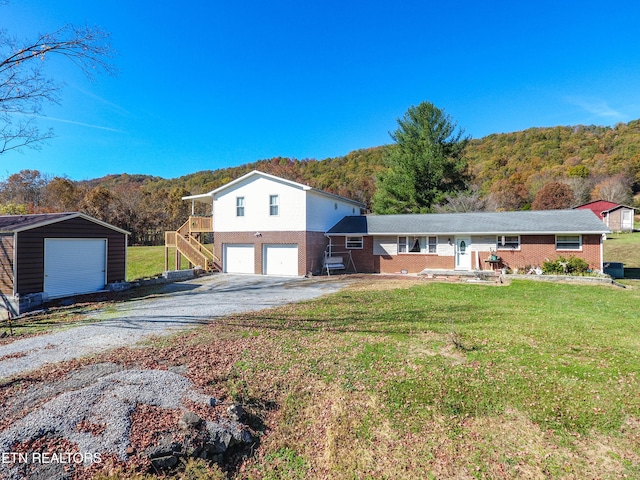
600;233;605;273
13;231;17;297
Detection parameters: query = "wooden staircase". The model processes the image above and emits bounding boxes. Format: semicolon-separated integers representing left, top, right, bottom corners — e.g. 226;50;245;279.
165;216;221;272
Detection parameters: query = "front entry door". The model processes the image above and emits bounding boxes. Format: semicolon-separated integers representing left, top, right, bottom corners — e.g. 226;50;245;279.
455;236;472;270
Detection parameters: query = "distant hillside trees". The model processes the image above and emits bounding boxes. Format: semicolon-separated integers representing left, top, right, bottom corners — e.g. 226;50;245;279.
591;175;634;205
372;102;469;214
3;115;640;239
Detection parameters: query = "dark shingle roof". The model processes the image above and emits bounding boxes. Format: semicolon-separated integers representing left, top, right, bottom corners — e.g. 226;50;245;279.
0;213;130;235
0;213;74;232
327;210;609;235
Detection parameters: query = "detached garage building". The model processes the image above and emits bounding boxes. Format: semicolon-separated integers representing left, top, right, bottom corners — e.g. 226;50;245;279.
0;213;128;317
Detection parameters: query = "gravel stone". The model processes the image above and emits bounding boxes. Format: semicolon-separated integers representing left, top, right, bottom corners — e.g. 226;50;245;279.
0;369;211;466
0;275;350;379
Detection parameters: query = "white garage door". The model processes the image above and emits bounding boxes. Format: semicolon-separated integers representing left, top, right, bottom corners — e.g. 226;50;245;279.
224;244;255;274
264;244;299;276
44;239;107;298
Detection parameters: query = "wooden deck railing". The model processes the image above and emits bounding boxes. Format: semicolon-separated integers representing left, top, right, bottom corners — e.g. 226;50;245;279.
175;233;209;269
188;216;212;232
165;231;177;247
164;216;219;272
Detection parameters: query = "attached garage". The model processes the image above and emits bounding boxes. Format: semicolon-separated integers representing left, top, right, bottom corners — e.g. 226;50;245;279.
223;244;255;274
263;244;299;276
0;213;129;317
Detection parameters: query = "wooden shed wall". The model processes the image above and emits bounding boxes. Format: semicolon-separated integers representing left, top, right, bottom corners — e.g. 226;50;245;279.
0;234;14;296
15;217;126;296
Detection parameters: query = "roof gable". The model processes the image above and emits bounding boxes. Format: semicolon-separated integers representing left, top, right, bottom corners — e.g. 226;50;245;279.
0;213;129;235
183;170;364;208
575;200;620;217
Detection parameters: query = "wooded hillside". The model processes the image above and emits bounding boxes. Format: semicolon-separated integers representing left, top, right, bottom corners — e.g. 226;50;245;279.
2;119;639;244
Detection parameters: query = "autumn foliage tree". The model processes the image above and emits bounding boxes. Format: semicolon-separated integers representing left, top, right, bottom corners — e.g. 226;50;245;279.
590;175;633;205
531;182;575;210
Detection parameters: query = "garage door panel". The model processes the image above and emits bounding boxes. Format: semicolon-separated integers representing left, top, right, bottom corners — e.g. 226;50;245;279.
264;244;298;276
224;244;255;274
44;239;107;298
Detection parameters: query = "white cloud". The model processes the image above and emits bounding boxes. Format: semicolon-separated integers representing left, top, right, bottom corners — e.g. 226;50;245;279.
36;114;124;133
563;96;624;120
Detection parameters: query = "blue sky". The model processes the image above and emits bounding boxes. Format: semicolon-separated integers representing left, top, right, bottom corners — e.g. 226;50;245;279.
2;0;640;181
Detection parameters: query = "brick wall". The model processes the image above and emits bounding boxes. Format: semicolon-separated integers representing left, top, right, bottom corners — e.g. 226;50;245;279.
329;234;603;274
214;231;330;276
327;236;376;273
379;253;454;273
495;234;602;270
305;231;330;275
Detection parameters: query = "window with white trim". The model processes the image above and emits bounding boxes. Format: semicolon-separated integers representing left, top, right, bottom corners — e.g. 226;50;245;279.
496;235;520;250
427;236;437;254
556;235;581;250
398;236;426;253
269;195;279;216
236;197;245;217
346;236;363;249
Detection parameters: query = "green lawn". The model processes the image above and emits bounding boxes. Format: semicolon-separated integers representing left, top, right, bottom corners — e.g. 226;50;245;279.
220;279;640;479
88;277;640;479
126;244;216;281
126;245;190;281
604;230;640;267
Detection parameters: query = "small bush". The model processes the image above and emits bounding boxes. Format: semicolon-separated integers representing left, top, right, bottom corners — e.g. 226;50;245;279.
542;256;590;275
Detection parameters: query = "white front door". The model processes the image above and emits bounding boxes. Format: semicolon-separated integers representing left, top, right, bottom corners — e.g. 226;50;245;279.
455;236;472;270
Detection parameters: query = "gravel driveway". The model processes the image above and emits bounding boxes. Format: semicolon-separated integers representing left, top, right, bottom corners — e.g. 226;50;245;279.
0;274;350;379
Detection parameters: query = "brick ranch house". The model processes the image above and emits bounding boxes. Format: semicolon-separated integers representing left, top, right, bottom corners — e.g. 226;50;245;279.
325;210;609;274
172;171;609;276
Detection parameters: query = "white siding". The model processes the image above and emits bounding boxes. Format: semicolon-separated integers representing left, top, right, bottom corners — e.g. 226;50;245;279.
214;176;306;232
373;236;397;256
306;192;360;232
437;238;455;256
471;236;495;252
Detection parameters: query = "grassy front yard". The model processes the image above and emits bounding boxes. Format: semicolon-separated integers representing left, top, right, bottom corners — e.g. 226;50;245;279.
77;277;638;479
220;279;640;479
604;231;640;267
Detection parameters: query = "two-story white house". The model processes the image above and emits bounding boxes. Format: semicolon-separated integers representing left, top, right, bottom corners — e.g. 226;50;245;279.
182;170;364;276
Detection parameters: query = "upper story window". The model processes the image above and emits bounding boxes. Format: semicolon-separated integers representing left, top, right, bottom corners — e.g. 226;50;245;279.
556;235;581;250
269;195;279;216
346;236;363;249
497;235;520;250
236;197;245;217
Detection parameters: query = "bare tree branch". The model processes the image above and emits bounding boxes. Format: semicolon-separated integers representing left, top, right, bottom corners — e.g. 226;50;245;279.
0;21;114;154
